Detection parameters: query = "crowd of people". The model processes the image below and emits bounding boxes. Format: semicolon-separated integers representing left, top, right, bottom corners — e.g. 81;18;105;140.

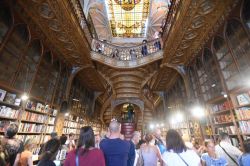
0;121;250;166
94;39;162;61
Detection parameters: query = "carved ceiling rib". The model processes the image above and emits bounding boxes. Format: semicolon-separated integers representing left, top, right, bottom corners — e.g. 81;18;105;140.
96;62;159;99
150;0;238;91
17;0;106;90
162;0;237;65
17;0;91;65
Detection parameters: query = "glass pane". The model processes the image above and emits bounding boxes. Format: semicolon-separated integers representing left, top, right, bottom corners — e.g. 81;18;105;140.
14;40;42;91
53;65;69;105
202;48;223;100
30;52;59;102
213;36;240;90
106;0;150;38
243;0;250;29
0;5;12;43
226;19;250;77
0;25;29;84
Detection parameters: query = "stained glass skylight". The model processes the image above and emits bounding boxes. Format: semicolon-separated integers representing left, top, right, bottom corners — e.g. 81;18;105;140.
106;0;150;38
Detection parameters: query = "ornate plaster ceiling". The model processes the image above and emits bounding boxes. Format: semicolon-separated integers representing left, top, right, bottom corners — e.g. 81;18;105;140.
81;0;171;42
96;61;160;98
15;0;241;122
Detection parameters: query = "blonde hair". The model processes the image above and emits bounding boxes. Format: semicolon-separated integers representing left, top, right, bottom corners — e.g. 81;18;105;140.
24;139;35;150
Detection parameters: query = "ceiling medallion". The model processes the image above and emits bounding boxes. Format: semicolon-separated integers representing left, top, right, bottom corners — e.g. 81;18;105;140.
114;0;141;11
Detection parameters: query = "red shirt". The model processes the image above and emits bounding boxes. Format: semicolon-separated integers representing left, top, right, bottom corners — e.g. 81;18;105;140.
64;148;105;166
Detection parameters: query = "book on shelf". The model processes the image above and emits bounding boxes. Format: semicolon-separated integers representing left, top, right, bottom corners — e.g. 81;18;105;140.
238;121;250;134
51;109;58;116
236;92;250;106
16;134;41;144
14;98;21;106
0;89;7;101
235;107;250;120
4;93;16;104
48;117;55;124
210;101;233;113
213;114;232;124
0;106;20;119
46;126;55;133
22;111;48;123
18;123;45;133
230;138;239;147
36;103;45;113
216;126;237;135
26;100;37;110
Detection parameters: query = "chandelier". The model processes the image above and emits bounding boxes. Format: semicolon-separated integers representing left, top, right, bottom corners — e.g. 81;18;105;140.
114;0;141;11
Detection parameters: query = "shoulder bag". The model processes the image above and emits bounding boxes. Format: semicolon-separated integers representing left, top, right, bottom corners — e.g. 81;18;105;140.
219;143;238;165
75;150;79;166
176;153;189;166
136;150;144;166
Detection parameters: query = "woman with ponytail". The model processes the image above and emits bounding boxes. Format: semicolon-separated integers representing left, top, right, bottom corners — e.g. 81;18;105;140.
38;138;60;166
64;126;105;166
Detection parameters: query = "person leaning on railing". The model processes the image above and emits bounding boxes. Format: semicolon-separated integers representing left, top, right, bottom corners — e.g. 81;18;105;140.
141;40;148;56
111;49;120;60
130;49;137;60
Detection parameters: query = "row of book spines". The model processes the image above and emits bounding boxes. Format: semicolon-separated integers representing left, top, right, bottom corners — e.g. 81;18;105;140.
0;105;56;119
238;121;250;134
0;108;20;118
22;112;56;123
213;114;233;123
215;126;237;135
235;107;250;120
22;112;48;123
63;128;80;134
64;121;79;127
211;101;233;113
0;111;55;124
18;123;55;133
0;89;57;114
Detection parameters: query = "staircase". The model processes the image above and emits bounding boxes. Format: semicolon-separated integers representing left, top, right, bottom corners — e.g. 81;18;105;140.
121;122;136;141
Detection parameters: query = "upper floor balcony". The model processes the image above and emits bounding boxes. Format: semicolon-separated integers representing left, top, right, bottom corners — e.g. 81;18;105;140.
91;39;164;68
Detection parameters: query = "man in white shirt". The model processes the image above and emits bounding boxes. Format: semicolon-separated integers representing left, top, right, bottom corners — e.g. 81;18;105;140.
130;131;141;166
215;132;242;166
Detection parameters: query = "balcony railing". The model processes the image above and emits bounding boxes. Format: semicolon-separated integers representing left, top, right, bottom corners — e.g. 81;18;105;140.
162;0;182;38
91;38;163;61
69;0;92;45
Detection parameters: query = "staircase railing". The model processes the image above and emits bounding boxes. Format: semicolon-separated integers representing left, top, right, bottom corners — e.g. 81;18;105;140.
91;38;163;61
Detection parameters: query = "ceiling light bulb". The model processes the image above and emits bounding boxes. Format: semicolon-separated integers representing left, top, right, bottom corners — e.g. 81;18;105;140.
192;106;205;118
176;112;184;123
21;93;29;101
65;113;69;116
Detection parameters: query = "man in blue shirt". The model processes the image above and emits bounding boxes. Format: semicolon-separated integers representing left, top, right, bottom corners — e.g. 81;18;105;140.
100;120;131;166
238;139;250;166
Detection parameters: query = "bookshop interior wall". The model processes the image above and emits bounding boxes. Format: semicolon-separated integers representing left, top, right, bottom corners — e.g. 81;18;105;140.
0;0;250;155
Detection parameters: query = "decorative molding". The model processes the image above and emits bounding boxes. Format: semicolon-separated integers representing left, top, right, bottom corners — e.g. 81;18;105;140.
91;50;163;69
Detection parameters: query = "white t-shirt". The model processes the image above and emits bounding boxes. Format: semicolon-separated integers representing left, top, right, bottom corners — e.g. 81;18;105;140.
215;141;242;166
133;149;139;166
162;149;201;166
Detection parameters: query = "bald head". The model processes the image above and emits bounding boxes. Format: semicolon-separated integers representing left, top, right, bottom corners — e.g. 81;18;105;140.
109;120;121;133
